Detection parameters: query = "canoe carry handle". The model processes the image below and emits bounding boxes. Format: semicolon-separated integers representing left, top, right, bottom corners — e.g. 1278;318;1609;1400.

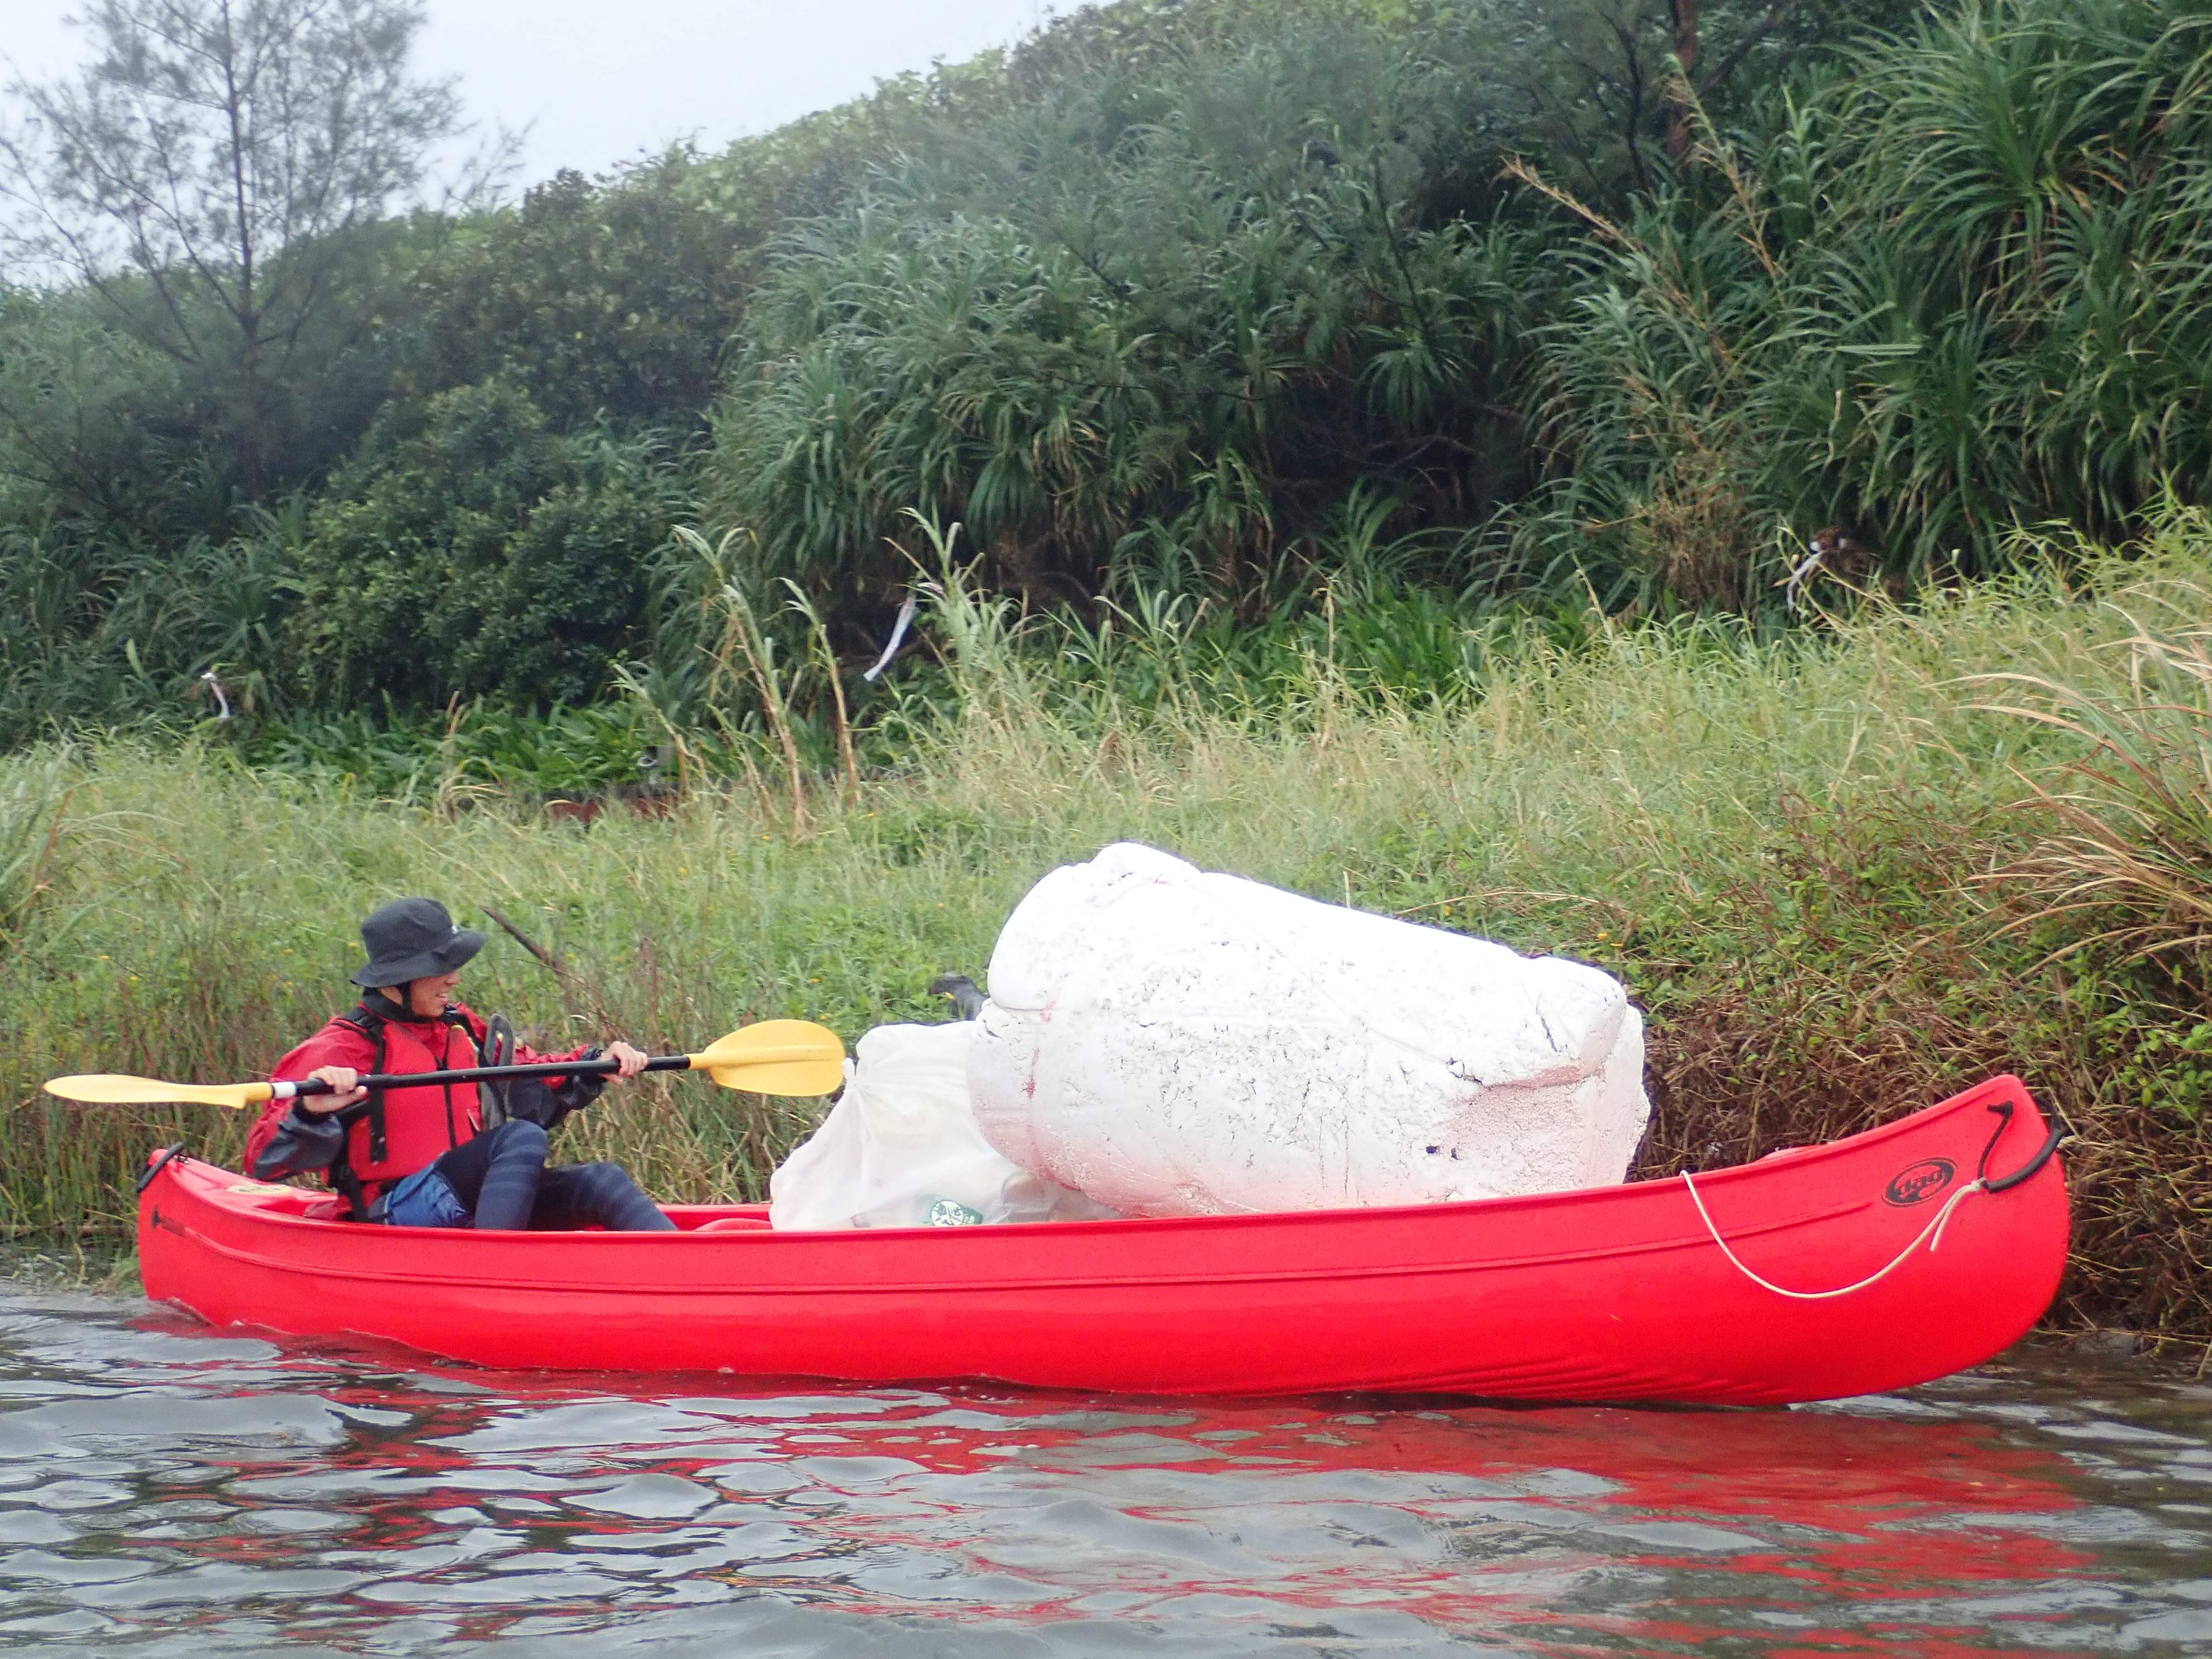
1978;1099;2069;1196
136;1142;187;1194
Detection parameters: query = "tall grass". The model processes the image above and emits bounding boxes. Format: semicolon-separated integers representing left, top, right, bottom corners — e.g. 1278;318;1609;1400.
1977;631;2212;960
0;749;70;944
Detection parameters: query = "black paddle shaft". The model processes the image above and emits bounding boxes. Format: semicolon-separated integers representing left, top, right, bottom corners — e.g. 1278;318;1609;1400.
287;1053;691;1097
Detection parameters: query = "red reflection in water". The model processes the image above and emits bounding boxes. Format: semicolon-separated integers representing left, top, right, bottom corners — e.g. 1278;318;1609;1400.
778;1395;2092;1652
138;1336;2101;1657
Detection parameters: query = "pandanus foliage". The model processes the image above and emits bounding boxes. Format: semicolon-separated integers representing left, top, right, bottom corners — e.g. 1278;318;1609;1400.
708;9;1550;624
285;380;688;711
1514;0;2212;609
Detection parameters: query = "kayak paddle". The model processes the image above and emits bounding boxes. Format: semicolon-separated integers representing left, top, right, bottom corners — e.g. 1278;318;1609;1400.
44;1019;847;1109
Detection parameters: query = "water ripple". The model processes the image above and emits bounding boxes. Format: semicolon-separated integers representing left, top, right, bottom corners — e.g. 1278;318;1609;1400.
0;1285;2205;1655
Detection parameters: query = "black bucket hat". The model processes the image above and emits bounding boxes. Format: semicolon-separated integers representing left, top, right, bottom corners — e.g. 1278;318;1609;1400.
351;898;486;988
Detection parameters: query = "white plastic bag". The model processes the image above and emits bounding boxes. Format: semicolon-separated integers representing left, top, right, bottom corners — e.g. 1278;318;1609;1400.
970;843;1648;1217
768;1020;1118;1230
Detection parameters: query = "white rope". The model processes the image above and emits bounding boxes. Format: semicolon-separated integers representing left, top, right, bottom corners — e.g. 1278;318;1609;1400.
1680;1170;1988;1301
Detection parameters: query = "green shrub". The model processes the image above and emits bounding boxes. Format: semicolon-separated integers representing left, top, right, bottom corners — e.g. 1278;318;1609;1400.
403;153;758;432
288;380;683;708
0;285;211;538
473;472;681;703
0;504;307;743
239;700;660;799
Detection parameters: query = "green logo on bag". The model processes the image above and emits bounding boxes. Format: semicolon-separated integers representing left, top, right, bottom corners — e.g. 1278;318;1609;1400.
926;1198;984;1227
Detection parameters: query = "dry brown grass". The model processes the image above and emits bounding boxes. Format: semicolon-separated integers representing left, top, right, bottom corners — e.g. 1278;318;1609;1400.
1973;618;2212;966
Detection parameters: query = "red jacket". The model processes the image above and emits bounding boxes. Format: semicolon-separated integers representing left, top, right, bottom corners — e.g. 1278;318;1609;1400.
246;999;587;1208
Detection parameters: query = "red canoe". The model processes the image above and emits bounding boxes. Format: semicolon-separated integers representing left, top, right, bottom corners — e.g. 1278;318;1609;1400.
135;1073;2069;1405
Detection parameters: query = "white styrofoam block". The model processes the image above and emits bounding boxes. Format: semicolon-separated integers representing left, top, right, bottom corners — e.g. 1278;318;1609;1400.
970;843;1648;1215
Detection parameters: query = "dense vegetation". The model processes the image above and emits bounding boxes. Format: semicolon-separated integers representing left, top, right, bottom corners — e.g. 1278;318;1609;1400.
5;0;2204;755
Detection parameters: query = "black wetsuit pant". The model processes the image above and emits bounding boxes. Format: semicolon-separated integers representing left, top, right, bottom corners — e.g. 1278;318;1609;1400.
423;1120;675;1232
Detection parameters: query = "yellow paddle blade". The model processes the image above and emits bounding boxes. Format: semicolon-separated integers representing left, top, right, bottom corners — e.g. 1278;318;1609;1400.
688;1019;846;1097
44;1074;276;1109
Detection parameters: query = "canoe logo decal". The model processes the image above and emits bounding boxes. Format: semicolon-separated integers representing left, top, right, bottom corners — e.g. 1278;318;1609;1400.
1884;1157;1955;1207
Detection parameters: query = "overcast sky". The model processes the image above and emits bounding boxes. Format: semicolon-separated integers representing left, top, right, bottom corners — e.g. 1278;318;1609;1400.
8;0;1060;187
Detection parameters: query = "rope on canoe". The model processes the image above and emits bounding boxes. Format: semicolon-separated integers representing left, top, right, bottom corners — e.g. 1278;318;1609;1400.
1680;1171;1988;1301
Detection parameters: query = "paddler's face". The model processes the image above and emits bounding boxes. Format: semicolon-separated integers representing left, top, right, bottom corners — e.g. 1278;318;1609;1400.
404;970;462;1019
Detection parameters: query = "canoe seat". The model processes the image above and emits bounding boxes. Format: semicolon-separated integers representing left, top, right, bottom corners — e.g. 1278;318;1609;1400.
695;1215;773;1233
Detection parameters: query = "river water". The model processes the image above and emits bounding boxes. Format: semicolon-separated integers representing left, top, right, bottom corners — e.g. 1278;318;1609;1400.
0;1285;2208;1657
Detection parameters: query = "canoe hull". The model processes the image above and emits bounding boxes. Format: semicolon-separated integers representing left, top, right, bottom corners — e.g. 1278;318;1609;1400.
138;1073;2068;1404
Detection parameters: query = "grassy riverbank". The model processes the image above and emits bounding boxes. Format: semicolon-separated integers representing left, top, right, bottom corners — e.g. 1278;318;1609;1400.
6;512;2212;1348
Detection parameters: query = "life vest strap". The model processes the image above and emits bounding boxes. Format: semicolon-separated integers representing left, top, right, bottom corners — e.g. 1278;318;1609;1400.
325;998;480;1220
336;999;394;1168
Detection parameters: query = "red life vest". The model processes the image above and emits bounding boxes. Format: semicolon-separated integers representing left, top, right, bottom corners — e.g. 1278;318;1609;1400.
342;1002;485;1207
268;1001;489;1215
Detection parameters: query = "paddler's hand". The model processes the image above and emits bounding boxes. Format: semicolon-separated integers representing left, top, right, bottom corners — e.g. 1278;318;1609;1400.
300;1066;366;1114
603;1041;648;1083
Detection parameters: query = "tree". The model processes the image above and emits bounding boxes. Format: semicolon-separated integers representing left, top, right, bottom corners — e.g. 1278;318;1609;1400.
1666;0;1819;159
1479;0;1923;197
0;0;486;497
404;151;758;434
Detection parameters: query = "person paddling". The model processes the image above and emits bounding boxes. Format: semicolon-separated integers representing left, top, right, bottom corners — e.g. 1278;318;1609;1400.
245;898;676;1232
